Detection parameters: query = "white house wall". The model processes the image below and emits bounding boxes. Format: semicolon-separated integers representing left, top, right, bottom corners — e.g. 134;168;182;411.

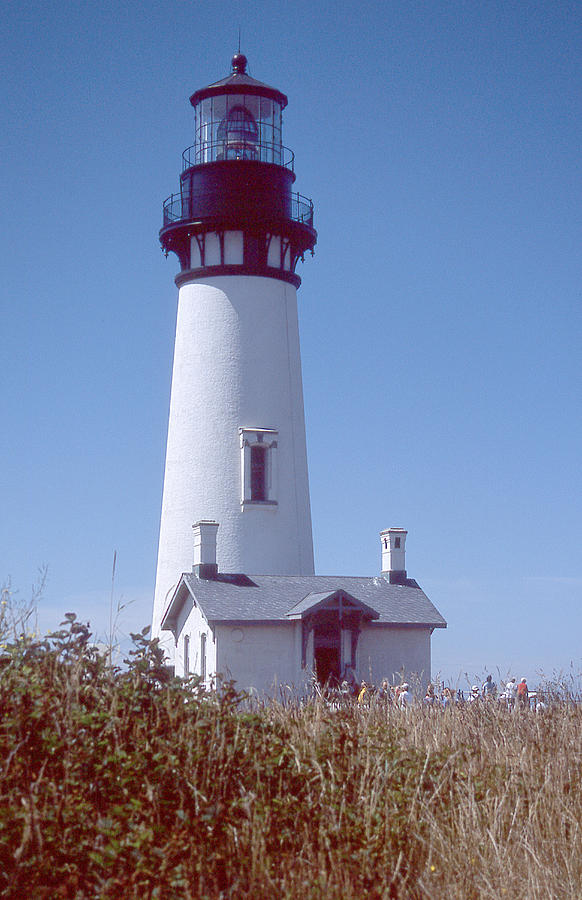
356;626;431;692
215;622;310;695
175;597;216;684
172;612;433;696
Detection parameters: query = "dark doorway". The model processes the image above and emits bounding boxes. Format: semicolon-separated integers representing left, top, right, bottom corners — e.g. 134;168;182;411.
313;617;341;688
314;645;341;687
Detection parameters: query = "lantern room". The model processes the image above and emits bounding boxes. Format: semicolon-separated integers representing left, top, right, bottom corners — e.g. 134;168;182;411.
188;53;287;166
160;53;316;286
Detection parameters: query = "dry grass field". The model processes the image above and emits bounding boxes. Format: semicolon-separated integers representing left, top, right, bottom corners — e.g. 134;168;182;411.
0;618;581;898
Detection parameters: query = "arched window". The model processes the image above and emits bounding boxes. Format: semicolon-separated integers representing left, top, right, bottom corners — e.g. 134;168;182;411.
217;105;258;160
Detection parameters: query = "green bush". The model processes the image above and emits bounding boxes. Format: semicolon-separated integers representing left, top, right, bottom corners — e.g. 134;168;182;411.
2;619;582;898
0;618;455;898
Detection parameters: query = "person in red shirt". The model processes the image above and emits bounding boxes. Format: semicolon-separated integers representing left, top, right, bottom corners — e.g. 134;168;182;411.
517;677;529;709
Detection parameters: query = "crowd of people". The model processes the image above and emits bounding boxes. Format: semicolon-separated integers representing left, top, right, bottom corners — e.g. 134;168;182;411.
337;671;544;710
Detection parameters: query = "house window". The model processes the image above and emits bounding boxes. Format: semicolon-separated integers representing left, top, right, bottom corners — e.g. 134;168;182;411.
239;427;278;506
200;633;206;682
184;635;190;676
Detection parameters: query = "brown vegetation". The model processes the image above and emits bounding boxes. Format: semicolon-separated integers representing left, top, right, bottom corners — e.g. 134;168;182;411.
0;618;581;898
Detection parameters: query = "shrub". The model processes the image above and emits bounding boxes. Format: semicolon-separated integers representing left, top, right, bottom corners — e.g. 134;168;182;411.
1;620;581;898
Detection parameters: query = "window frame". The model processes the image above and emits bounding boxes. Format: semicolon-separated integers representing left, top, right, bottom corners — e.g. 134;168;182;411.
200;633;206;682
239;427;278;507
183;634;190;676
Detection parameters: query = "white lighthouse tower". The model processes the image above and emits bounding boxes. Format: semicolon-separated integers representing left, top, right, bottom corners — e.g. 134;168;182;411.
152;54;317;656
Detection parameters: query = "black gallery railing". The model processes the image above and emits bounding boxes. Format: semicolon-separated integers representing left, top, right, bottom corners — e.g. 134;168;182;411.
162;191;314;228
181;141;295;170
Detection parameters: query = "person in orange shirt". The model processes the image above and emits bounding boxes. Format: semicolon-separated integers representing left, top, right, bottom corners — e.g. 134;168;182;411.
517;677;529;709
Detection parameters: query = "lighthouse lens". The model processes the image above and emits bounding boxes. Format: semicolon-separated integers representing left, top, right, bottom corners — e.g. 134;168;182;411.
217;105;259;160
194;92;285;166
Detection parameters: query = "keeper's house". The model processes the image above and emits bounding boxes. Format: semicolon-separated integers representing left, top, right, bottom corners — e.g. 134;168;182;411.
161;521;446;694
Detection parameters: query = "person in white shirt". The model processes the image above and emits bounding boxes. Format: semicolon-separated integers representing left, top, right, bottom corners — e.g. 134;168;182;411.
398;683;411;708
505;678;518;709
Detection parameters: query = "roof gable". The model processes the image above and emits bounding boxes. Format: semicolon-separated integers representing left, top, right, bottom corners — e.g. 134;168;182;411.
286;589;379;620
161;577;196;635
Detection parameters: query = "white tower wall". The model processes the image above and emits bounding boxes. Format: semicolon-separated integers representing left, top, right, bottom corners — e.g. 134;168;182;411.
152;273;314;649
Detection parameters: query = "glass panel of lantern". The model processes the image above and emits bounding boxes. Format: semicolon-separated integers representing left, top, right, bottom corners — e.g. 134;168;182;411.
241;95;260;161
212;95;227;154
197;98;213;162
242;93;260;123
259;96;273;162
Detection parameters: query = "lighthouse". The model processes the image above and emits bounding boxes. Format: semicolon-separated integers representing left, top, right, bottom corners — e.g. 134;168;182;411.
152;54;317;656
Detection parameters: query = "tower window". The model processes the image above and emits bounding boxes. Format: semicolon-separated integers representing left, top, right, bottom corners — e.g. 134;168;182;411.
250;445;267;500
395;537;401;549
239;427;278;506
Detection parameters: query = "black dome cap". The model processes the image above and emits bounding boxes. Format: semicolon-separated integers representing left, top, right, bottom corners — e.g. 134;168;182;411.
190;54;287;109
231;52;248;74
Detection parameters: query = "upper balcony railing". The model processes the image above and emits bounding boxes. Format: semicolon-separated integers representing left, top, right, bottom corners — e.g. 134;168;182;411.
162;191;314;229
182;141;295;171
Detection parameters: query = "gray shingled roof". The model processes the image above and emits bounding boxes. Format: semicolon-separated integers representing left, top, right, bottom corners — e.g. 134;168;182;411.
168;573;446;629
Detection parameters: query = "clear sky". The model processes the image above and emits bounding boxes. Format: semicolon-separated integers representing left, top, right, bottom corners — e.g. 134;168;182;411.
2;0;581;688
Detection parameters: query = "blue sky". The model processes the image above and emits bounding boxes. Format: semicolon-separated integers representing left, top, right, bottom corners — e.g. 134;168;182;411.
2;0;581;687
